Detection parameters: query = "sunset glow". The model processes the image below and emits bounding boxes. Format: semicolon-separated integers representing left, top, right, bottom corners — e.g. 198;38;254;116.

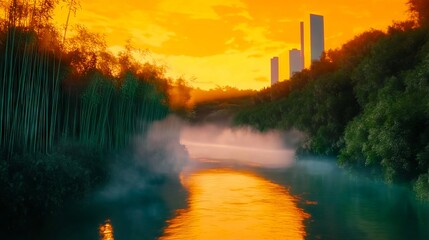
54;0;409;89
99;219;114;240
160;168;309;239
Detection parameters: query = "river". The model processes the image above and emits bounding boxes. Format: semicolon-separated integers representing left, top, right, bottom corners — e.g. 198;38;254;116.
160;167;308;240
38;155;429;240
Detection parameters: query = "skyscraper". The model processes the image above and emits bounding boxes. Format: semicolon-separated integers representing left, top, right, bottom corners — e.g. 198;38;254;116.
300;21;305;68
289;49;302;78
270;57;279;85
310;14;325;62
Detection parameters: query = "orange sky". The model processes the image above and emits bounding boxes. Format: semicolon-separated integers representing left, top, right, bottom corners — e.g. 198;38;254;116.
54;0;409;90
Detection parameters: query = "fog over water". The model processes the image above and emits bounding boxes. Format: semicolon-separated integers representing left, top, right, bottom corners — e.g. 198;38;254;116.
180;121;303;168
37;116;429;240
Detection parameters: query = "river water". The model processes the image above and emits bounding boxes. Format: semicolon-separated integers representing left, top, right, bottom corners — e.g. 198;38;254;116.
160;167;308;240
38;155;429;240
159;157;429;240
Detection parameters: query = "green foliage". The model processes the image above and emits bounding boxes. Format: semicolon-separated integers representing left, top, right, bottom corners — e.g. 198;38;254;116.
0;31;169;154
58;70;170;152
340;86;427;182
234;101;282;131
236;68;359;155
326;30;385;71
0;28;62;154
234;18;429;196
352;27;427;107
0;1;172;232
0;143;107;231
341;48;429;183
414;173;429;201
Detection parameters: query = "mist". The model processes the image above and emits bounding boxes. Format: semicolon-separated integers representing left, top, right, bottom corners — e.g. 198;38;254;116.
94;115;303;202
95;116;188;202
41;115;429;240
180;121;302;169
132;115;303;171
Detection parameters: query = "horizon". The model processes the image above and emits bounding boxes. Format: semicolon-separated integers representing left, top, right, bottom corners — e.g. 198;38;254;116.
54;0;409;90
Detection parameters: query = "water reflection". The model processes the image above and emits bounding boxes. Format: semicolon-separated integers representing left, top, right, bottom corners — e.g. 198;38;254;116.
161;168;309;240
99;219;114;240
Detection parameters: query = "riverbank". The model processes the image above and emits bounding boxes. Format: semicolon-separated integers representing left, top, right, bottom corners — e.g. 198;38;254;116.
38;171;188;240
0;2;173;234
232;22;429;200
256;156;429;240
0;143;109;235
2;146;189;240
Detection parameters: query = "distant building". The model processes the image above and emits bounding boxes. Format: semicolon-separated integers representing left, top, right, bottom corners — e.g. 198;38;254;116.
289;49;302;78
310;14;325;62
300;21;305;68
270;57;279;85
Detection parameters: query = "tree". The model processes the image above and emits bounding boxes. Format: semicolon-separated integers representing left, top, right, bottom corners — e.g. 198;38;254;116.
168;78;191;111
2;0;58;29
65;25;107;77
408;0;429;25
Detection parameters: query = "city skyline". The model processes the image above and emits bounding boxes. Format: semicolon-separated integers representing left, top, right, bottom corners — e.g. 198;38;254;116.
53;0;409;90
274;13;324;83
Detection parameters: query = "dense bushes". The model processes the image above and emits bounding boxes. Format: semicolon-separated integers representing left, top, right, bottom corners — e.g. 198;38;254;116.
0;143;107;231
414;173;429;200
234;22;429;199
339;28;429;195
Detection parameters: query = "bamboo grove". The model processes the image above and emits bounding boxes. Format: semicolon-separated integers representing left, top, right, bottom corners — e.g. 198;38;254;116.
0;0;170;157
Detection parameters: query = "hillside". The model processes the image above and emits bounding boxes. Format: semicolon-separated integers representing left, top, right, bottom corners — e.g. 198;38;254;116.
233;12;429;200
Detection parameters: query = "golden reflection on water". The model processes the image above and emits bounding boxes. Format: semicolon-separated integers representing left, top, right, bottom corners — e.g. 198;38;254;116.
161;168;309;240
99;219;114;240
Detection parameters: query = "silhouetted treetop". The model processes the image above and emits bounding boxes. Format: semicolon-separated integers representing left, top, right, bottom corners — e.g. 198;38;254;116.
408;0;429;25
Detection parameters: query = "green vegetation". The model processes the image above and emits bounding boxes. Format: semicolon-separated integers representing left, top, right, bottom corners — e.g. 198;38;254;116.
191;94;255;123
0;0;172;232
234;2;429;200
190;86;256;105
